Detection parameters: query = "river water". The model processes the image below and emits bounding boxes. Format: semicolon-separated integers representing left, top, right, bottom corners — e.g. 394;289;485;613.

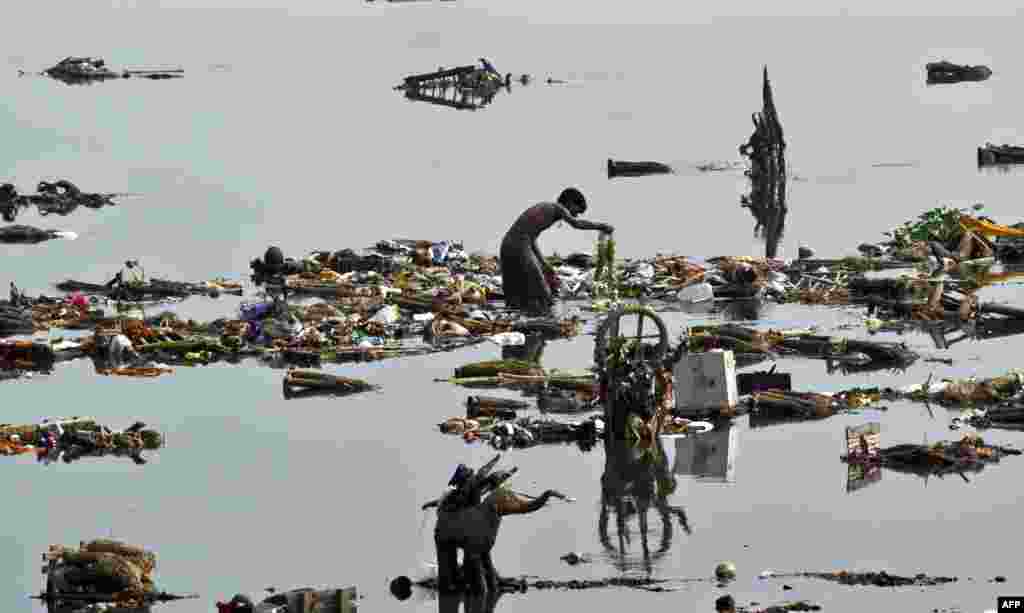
3;3;1024;613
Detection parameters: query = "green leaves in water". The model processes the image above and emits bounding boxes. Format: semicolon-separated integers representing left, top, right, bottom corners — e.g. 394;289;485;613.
890;206;966;247
592;236;619;301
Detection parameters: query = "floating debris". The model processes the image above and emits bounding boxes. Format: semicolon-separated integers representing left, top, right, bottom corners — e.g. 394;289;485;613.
216;587;357;613
0;339;55;372
925;60;991;84
843;423;1020;481
1;180;125;222
560;552;591;566
764;569;958;587
38;539;195;609
56;277;243;301
395;59;509;111
282;369;378;399
978;143;1024;167
606;159;674;179
2;417;164;465
23;56;184;86
0;225;75;245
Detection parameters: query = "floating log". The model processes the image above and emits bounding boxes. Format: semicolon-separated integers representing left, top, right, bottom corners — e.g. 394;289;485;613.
283;369;377;397
606;159;674;179
0;225;62;244
454;359;542;379
926;61;991;84
978;143;1024;166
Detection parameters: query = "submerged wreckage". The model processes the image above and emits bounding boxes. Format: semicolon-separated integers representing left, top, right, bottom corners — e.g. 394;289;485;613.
39;539;195;610
0;180;123;222
395;59;517;111
24;57;184;85
844;423;1020;488
1;417;163;464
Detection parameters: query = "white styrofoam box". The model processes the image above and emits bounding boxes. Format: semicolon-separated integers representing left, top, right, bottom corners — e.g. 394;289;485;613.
674;349;738;413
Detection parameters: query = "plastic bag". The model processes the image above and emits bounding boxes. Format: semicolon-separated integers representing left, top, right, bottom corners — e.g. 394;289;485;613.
486;332;526;347
370;304;400;325
677;282;714;304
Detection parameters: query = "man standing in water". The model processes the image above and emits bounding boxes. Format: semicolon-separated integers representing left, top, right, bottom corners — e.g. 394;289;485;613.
500;188;614;314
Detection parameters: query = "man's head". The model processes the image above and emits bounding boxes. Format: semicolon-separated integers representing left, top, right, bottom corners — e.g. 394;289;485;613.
715;594;736;613
558;187;587;217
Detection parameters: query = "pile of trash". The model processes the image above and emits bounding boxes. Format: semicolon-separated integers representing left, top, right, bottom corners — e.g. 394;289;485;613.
41;539;193;609
685;323;919;370
32;56;184;85
846;205;1024;270
1;417;163;464
952;405;1024;430
56;277;243;301
844;432;1021;477
6;275;582;383
439;397;605;451
902;369;1024;406
0;339;56;373
0;179;122;222
246;240;795;311
759;569;958;587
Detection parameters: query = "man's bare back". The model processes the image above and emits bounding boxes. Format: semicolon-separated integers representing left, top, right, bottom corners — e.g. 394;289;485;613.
506;202;567;240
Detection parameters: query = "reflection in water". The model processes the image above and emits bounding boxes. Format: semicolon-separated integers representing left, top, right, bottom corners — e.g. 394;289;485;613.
824;358;914;376
404;84;502;111
739;68;787;259
978;164;1024;176
46;606;152;613
1;184;120;223
437;591;502;613
501;333;546;364
663;424;738;484
920;317;1024;350
846;462;882;493
599;437;691;575
720;298;771;322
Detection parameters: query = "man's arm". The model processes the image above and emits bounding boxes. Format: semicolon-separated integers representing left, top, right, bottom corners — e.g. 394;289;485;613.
531;240;553;274
566;217;614;233
554;203;614;234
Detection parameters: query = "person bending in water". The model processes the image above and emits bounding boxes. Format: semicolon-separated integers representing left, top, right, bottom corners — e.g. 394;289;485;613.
500;188;614;314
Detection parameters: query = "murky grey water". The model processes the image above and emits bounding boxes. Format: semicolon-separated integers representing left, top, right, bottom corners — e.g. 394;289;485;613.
3;4;1024;613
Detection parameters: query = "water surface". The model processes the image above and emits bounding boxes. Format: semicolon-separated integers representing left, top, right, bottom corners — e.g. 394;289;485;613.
2;5;1023;613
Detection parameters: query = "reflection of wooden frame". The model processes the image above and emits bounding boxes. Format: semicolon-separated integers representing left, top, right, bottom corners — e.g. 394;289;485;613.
846;463;882;493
